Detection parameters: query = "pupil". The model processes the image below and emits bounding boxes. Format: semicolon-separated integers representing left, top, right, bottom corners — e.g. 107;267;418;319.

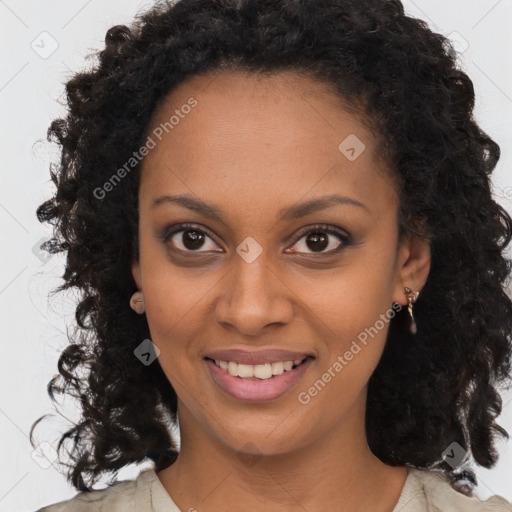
183;230;205;250
307;232;328;252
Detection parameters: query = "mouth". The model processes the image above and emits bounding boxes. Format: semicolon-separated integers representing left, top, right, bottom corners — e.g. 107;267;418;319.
204;356;312;379
204;355;315;403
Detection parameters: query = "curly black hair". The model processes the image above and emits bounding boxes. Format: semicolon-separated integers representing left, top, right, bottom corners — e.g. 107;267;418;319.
30;0;512;493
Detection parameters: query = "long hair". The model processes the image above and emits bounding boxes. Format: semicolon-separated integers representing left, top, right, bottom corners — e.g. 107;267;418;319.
31;0;512;492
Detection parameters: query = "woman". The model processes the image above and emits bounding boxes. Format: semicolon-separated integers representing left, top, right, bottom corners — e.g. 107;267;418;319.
32;0;512;510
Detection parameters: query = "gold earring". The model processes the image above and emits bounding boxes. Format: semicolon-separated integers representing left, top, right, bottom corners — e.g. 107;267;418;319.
130;291;145;314
404;287;419;334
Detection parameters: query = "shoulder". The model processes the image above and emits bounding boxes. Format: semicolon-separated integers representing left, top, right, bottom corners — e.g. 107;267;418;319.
35;469;155;512
401;468;512;512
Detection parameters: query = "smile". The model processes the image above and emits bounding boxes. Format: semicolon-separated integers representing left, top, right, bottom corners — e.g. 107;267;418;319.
208;357;308;379
204;356;315;403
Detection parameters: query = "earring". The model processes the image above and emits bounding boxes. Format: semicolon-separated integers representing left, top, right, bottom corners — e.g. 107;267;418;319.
404;287;419;334
130;291;145;314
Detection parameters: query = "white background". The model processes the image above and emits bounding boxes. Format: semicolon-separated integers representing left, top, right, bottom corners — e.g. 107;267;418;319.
1;1;511;511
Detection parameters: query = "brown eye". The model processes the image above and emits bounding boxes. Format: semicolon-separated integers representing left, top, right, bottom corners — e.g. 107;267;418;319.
163;224;222;253
176;229;208;250
287;225;350;255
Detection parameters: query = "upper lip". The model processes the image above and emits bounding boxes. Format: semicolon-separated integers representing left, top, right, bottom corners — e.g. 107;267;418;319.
204;348;314;365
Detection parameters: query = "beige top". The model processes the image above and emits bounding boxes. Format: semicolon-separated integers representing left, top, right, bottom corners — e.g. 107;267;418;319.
36;467;512;512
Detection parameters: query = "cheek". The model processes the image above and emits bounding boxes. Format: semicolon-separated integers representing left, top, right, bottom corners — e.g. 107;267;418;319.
296;283;391;422
296;259;394;342
144;269;212;344
139;227;217;338
296;250;396;381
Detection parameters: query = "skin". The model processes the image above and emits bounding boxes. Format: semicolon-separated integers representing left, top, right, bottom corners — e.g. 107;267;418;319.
131;69;431;512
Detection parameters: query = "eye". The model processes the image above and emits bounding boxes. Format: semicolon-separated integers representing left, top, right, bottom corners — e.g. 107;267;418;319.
286;224;350;255
161;223;350;256
163;223;222;253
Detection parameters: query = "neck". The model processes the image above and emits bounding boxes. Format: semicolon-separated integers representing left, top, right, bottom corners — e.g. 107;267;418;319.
157;390;407;512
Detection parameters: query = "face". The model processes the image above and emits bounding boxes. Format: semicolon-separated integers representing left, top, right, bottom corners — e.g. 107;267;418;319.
131;69;430;458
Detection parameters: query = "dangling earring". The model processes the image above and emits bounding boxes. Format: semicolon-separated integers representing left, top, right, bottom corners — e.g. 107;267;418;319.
404;287;419;334
130;291;145;314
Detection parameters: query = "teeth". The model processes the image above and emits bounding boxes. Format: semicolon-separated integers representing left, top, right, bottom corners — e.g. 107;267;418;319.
237;364;254;378
254;363;273;379
212;357;306;379
272;361;284;375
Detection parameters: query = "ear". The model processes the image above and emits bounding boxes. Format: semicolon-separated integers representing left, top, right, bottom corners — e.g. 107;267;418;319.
393;231;431;306
131;258;143;290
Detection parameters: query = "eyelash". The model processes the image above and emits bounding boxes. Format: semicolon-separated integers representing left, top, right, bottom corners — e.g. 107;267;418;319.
161;222;351;256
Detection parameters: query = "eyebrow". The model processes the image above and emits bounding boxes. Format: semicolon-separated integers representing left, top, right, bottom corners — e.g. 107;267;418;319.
151;193;369;222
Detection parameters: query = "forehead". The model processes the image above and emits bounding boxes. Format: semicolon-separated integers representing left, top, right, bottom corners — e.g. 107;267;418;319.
139;69;397;215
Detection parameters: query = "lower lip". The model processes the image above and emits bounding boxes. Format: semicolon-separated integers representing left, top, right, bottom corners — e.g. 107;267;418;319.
205;357;314;403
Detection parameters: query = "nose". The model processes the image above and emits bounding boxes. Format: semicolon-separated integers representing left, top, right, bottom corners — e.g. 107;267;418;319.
214;254;294;336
